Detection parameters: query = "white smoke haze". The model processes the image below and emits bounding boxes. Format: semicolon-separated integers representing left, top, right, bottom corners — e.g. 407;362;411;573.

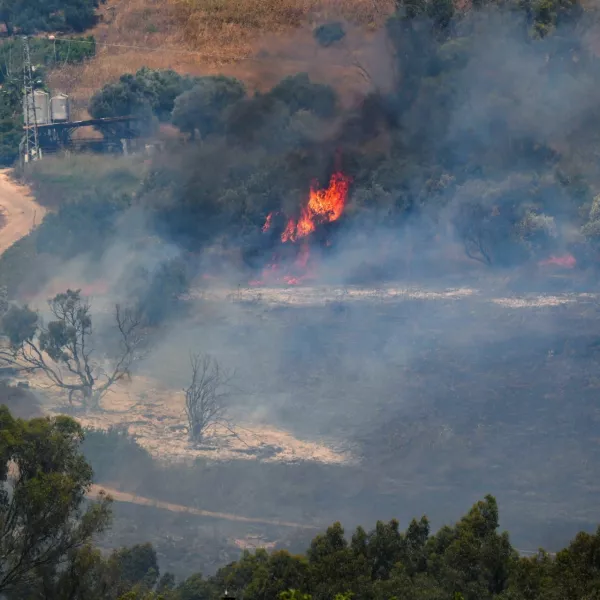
15;5;600;569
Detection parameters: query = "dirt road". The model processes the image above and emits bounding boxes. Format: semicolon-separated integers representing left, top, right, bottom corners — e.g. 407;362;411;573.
0;170;45;254
89;484;317;529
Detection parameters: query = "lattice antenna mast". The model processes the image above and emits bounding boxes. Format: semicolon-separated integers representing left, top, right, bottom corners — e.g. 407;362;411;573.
22;36;39;162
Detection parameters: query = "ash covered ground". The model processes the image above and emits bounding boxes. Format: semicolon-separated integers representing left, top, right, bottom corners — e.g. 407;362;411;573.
22;271;600;570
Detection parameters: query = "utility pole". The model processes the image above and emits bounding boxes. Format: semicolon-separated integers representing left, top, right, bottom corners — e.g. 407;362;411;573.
22;36;40;165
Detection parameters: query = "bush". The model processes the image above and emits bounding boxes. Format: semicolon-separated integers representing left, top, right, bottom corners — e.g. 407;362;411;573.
127;256;191;326
82;426;154;483
89;68;201;122
313;22;346;47
0;0;102;34
268;73;337;119
171;76;246;139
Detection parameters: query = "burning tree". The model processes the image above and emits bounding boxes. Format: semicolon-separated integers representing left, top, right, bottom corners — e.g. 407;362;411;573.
254;171;352;285
0;289;144;408
183;353;233;444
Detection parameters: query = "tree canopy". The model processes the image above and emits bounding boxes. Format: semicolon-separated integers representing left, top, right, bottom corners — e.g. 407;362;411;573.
0;408;111;595
89;68;203;122
0;410;599;600
0;0;102;35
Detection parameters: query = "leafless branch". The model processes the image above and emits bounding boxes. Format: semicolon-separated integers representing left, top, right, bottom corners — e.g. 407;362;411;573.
4;293;145;409
184;353;234;443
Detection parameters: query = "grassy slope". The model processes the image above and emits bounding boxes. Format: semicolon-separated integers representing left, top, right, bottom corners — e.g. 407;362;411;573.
47;0;395;119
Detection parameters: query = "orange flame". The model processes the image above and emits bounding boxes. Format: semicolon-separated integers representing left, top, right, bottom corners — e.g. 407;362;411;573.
262;212;273;233
256;171;351;286
280;172;351;243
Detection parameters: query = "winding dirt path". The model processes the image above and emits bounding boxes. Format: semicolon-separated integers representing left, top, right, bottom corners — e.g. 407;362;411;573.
0;169;45;254
90;484;318;530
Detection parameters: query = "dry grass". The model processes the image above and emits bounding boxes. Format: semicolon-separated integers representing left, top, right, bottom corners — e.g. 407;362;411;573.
46;0;395;118
169;0;393;49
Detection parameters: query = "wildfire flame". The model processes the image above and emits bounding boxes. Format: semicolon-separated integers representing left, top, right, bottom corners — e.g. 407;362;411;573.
262;172;351;243
280;172;351;242
255;171;352;285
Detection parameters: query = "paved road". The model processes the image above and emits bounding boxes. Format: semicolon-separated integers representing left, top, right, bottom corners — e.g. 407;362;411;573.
0;169;45;255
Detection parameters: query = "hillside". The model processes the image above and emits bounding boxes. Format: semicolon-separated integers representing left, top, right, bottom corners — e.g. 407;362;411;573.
4;0;600;589
47;0;395;119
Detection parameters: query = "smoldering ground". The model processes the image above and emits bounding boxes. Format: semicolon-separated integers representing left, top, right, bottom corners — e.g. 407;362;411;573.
16;2;600;565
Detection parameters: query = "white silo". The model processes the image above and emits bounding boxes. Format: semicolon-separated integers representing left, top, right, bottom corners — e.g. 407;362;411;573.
50;93;70;123
23;90;51;126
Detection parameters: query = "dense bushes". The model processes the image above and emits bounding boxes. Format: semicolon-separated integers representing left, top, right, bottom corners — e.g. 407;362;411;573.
82;426;155;482
172;76;247;139
10;480;600;599
0;0;101;34
89;68;202;121
121;0;600;271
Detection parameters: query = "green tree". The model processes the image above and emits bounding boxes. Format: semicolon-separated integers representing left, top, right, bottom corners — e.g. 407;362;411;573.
111;543;161;596
89;68;200;122
0;408;112;594
0;0;101;34
1;289;145;408
267;73;337;119
172;76;246;140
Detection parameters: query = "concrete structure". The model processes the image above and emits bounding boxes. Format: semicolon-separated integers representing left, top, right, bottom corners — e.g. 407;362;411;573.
50;93;70;123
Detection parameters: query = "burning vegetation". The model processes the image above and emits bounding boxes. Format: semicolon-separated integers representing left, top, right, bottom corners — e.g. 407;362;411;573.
252;172;352;285
5;0;600;592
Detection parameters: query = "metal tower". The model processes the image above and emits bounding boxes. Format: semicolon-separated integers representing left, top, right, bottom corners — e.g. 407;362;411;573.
22;36;40;163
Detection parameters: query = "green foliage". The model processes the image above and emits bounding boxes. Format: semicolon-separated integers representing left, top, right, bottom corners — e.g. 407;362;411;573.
0;0;101;34
81;426;154;482
0;408;112;594
194;495;579;600
35;189;132;259
89;68;202;121
1;289;145;409
1;303;38;345
111;543;161;596
172;76;246;139
127;256;191;326
313;22;346;47
267;73;337;119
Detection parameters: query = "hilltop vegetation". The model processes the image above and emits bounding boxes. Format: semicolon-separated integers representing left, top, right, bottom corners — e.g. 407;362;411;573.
0;0;101;34
3;1;600;592
71;0;600;272
2;0;600;298
2;407;600;600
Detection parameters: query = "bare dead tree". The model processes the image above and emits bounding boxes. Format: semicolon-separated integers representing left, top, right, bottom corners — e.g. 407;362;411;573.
184;353;233;444
1;289;145;409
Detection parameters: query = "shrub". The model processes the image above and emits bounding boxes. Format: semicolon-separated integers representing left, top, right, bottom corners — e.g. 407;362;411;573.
171;76;246;139
313;22;346;47
268;73;337;119
89;68;201;122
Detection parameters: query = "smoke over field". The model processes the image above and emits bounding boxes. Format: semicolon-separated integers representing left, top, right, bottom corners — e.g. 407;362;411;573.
6;0;600;579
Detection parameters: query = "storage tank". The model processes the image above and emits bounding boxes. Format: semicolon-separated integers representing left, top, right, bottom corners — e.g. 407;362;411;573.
23;90;50;126
50;93;70;123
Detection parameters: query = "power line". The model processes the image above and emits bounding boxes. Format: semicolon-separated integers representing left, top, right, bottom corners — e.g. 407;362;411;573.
47;36;256;61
